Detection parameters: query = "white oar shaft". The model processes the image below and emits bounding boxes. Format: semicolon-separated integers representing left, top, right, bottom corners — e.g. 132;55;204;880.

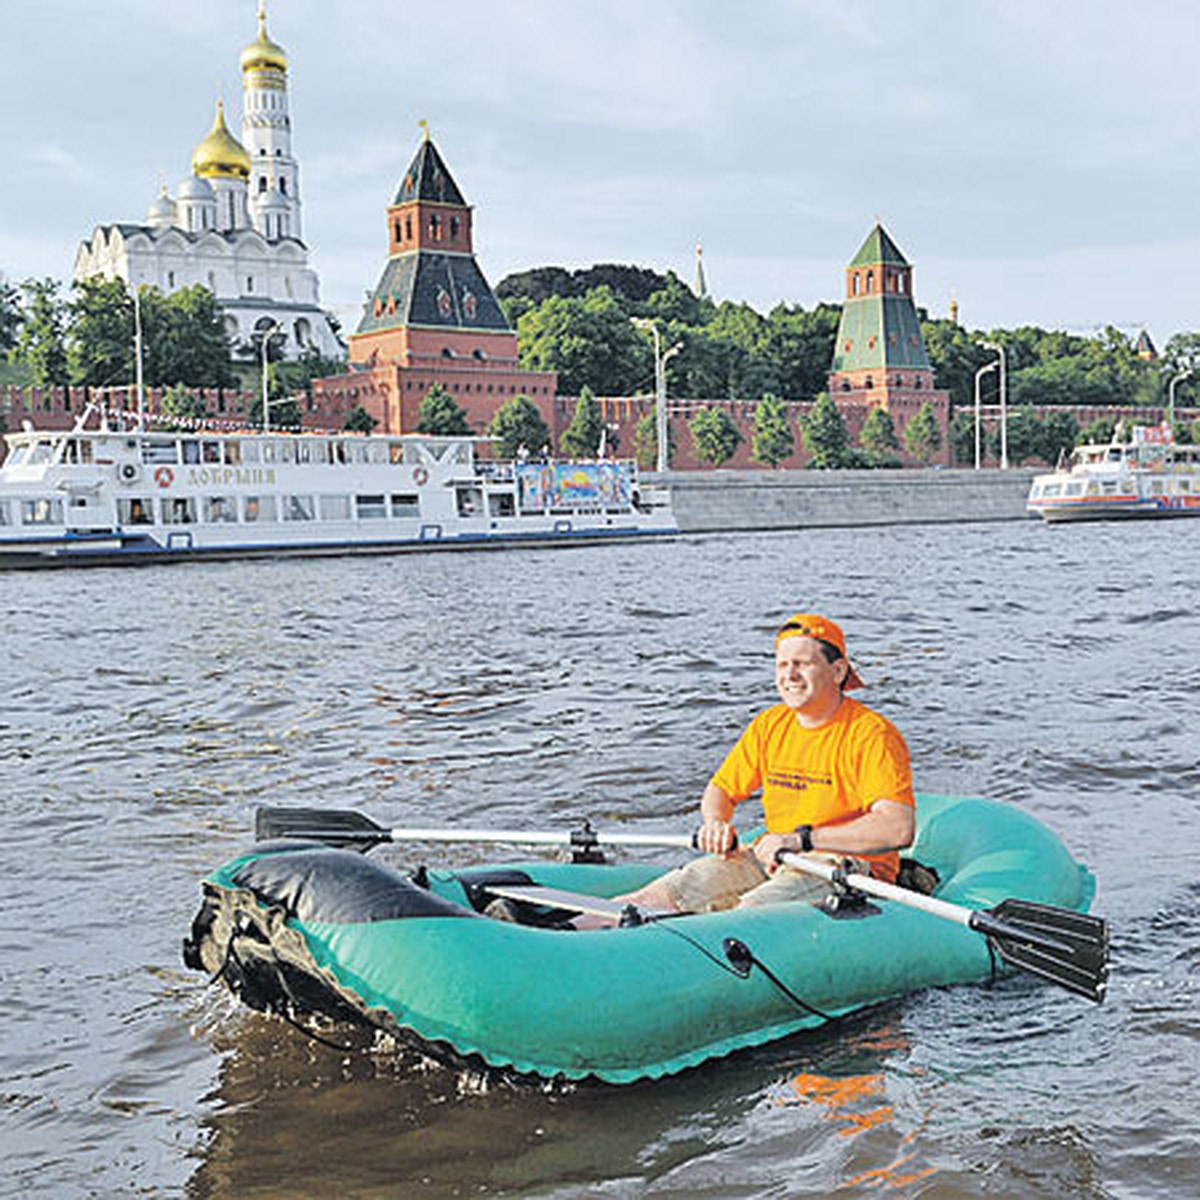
778;852;974;930
384;827;695;850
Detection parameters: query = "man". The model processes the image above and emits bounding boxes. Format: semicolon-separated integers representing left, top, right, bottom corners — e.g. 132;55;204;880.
623;613;915;915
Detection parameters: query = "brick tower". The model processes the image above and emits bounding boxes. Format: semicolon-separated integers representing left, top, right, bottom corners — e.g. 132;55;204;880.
311;131;555;434
827;223;950;458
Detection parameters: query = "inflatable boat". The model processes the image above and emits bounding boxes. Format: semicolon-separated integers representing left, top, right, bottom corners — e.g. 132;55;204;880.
183;793;1107;1084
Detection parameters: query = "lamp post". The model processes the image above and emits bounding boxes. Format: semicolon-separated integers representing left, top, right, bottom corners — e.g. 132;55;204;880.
973;360;997;470
633;319;680;472
132;285;145;431
1168;370;1190;430
980;341;1007;468
259;321;282;432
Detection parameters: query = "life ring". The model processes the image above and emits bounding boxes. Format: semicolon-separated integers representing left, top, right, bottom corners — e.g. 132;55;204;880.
154;466;175;489
412;467;429;486
118;462;141;485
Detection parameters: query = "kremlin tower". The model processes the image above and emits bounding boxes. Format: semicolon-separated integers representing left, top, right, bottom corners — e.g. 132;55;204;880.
74;3;340;362
310;131;556;435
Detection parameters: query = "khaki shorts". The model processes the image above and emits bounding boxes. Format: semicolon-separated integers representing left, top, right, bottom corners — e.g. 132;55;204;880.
659;849;867;913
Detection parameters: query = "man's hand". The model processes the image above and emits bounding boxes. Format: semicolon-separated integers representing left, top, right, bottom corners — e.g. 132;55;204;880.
696;818;738;855
752;831;804;872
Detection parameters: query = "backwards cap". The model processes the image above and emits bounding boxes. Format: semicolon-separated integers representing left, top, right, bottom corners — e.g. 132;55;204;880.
775;613;864;689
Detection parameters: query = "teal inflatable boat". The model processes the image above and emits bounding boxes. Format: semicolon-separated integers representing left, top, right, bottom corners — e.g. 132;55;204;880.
183;793;1107;1084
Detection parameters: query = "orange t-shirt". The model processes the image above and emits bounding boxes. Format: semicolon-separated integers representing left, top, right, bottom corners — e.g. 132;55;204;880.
710;697;915;881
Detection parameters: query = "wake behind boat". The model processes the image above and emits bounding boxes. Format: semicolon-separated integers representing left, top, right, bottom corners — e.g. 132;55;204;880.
0;419;675;567
1027;423;1200;522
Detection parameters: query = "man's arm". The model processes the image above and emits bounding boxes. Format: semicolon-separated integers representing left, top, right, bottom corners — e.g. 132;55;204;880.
695;783;738;853
754;799;914;867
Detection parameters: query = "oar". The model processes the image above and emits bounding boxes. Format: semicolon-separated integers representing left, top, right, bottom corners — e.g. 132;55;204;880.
256;805;695;854
778;852;1109;1003
255;806;1108;1001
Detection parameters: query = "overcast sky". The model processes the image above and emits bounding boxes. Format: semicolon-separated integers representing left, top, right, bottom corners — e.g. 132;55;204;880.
4;0;1198;347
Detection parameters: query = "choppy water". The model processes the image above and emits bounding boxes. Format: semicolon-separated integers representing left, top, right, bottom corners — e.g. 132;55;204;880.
1;519;1197;1199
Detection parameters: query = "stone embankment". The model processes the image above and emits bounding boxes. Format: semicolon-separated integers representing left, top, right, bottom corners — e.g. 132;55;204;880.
655;467;1039;533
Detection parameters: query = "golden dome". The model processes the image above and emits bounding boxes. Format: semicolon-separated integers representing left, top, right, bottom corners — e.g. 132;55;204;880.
191;100;251;179
240;2;288;73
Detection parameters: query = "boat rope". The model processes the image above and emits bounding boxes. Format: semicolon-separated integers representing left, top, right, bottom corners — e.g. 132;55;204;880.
655;924;832;1022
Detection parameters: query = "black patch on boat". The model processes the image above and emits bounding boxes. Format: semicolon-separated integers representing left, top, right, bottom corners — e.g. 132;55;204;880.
233;845;475;924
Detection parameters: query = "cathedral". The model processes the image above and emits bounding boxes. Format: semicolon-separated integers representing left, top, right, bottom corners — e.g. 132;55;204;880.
73;3;342;363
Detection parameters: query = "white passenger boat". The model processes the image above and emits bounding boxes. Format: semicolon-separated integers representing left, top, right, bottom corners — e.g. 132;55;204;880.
1026;424;1200;523
0;420;675;566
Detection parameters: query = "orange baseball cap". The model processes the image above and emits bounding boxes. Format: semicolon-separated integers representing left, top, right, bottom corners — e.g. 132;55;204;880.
775;613;865;689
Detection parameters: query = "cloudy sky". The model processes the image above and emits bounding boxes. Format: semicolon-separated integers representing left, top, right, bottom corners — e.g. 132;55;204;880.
4;0;1198;347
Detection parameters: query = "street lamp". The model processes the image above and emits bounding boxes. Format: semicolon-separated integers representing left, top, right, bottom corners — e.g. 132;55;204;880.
1168;370;1190;430
633;318;681;472
980;341;1007;468
259;320;282;432
973;360;997;470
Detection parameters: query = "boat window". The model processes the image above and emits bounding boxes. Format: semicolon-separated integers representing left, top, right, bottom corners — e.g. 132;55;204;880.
5;445;29;466
0;499;8;524
260;441;277;464
355;494;387;519
319;495;351;520
181;441;201;464
163;496;196;524
308;440;329;464
456;488;482;516
1043;483;1061;497
1150;481;1164;495
29;441;54;466
225;441;242;466
118;498;154;525
1101;481;1118;494
1066;482;1083;496
389;442;406;464
21;498;63;525
78;440;94;464
348;442;369;464
296;441;314;464
366;443;388;464
243;495;277;522
282;495;315;520
201;441;222;464
390;493;420;517
143;440;179;464
332;441;348;465
278;442;297;465
240;441;259;464
1180;480;1191;494
488;493;516;517
203;496;237;523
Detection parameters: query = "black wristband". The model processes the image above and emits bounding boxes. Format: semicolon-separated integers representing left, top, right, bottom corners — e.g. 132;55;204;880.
794;825;813;852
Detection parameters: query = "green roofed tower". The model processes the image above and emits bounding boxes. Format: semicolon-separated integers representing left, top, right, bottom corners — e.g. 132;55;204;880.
827;222;950;462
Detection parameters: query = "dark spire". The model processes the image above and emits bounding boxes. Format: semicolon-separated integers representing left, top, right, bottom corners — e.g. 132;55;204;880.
392;135;466;207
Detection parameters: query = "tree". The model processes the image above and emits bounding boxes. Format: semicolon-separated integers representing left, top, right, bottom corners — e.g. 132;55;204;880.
1038;408;1079;466
156;285;236;388
559;385;603;456
276;342;343;401
158;383;209;428
1079;415;1118;445
949;408;978;465
689;406;742;467
416;383;471;435
516;287;649;395
68;276;133;389
344;405;377;433
762;302;841;401
801;392;850;468
858;405;901;467
751;392;793;467
0;274;23;355
995;405;1042;465
13;278;69;387
633;408;674;470
903;401;942;464
488;394;550;459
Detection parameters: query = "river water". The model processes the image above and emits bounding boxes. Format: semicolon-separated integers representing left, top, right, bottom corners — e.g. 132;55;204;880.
1;518;1197;1199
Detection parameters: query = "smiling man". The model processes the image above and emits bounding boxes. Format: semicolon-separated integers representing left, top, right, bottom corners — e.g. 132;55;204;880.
619;613;916;917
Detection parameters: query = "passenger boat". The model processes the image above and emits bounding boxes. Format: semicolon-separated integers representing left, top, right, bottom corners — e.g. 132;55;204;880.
1027;423;1200;522
183;793;1106;1085
0;418;675;566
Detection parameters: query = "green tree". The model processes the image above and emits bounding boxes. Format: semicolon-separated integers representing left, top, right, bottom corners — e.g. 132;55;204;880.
158;383;209;429
344;405;377;433
1038;408;1079;466
995;405;1042;465
858;405;901;467
489;394;550;459
68;276;133;389
801;392;850;468
633;408;675;470
949;408;979;466
762;302;841;401
922;318;992;410
516;287;649;395
903;401;942;464
0;275;23;355
157;285;236;388
751;392;793;467
13;278;69;387
416;383;471;435
1079;415;1118;445
276;342;343;401
689;406;742;467
560;385;603;456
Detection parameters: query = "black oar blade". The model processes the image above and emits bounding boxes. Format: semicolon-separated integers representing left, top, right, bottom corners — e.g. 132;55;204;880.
255;806;390;851
978;899;1109;1003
